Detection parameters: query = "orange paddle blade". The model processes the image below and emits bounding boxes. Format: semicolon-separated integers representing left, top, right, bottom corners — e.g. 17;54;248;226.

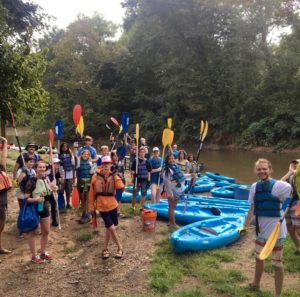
295;201;300;216
49;129;55;147
72;188;80;208
259;222;280;260
76;116;84;137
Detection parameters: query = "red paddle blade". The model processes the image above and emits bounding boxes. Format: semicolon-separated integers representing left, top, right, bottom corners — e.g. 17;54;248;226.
73;105;82;127
111;117;120;127
72;188;80;208
92;216;98;228
49;129;55;147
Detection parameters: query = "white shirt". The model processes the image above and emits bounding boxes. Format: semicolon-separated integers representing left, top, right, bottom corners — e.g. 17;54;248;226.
249;180;292;239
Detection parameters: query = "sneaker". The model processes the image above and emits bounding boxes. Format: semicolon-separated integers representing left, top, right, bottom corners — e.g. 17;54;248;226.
52;221;59;227
79;214;91;224
40;252;53;261
31;255;45;264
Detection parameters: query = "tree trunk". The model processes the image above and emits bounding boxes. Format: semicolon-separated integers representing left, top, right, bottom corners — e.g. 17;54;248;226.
1;118;6;138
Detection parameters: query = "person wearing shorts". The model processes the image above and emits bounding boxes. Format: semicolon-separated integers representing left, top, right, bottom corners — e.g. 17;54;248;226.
24;160;58;264
131;147;151;210
163;154;185;229
244;158;292;297
89;156;124;259
281;159;300;255
149;147;163;203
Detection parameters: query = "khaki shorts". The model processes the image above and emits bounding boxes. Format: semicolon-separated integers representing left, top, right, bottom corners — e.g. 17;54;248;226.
285;203;300;229
255;237;284;268
0;205;7;222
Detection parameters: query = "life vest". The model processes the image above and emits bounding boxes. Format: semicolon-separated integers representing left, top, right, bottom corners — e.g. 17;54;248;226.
59;153;73;172
19;169;35;192
0;170;12;193
21;153;41;166
150;157;162;169
254;179;281;217
94;172;116;196
168;164;185;184
77;159;91;179
137;159;148;179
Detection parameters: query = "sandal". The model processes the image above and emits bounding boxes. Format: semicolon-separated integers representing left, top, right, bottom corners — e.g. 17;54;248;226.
115;249;123;259
0;248;12;255
102;249;110;260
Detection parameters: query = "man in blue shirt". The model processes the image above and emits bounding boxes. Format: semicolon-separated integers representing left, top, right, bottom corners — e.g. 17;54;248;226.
76;136;98;163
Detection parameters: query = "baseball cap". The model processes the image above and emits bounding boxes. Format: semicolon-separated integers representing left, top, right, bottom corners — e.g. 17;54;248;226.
153;147;160;152
53;158;61;163
102;156;112;164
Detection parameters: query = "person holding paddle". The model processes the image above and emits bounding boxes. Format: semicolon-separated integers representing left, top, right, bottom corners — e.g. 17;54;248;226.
281;159;300;255
0;136;12;254
244;158;291;297
163;154;185;229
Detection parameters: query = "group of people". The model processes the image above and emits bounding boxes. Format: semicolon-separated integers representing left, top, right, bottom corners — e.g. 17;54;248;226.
1;134;300;297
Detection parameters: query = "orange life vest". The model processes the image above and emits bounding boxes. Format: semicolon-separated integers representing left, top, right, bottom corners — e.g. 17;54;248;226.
0;170;12;193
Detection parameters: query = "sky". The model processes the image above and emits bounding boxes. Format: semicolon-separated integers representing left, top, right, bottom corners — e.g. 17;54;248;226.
33;0;125;29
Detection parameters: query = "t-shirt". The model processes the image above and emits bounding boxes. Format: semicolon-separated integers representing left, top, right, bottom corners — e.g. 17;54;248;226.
76;146;97;159
249;180;292;239
16;153;40;168
149;157;162;179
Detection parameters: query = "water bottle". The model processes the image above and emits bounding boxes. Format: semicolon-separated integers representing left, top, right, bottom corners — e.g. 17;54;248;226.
38;201;44;212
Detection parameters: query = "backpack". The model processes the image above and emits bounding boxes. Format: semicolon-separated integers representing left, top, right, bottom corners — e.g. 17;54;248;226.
17;199;39;233
0;170;12;193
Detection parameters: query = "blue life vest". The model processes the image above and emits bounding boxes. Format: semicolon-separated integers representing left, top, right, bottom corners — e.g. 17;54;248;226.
59;153;73;172
254;179;281;217
169;164;185;184
77;160;91;179
137;159;148;179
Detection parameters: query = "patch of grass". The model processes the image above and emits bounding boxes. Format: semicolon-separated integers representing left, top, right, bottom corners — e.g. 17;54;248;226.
7;150;20;160
5;216;16;224
120;203;141;218
282;289;300;297
63;245;78;253
76;231;93;243
171;288;205;297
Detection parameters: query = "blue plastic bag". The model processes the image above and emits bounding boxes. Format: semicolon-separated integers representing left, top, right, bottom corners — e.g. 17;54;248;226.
17;199;39;233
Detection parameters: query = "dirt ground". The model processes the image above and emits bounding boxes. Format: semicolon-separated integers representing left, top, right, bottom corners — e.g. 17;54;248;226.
1;190;299;297
0;190;167;297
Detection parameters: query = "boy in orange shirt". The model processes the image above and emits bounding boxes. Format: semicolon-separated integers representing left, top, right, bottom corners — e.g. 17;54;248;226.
89;156;124;259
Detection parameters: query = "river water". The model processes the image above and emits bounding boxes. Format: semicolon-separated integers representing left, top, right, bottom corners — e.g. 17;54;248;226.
5;128;299;185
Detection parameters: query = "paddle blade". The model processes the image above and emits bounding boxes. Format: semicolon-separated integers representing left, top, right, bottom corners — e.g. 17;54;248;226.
259;222;281;260
49;129;55;147
162;128;174;147
117;146;127;160
200;120;204;136
201;120;209;141
76;116;84;137
72;188;80;208
111;117;120;127
295;201;300;216
92;216;98;228
167;118;172;129
136;123;140;144
121;112;130;133
73;105;82;127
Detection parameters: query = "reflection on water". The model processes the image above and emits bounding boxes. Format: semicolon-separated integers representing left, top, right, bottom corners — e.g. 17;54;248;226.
6;128;299;185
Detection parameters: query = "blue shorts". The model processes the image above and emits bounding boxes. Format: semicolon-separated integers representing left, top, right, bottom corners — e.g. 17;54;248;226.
100;208;118;228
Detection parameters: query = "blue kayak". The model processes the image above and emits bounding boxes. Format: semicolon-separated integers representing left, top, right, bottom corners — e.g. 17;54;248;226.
185;182;215;193
187;195;249;207
211;186;249;200
160;199;249;211
143;203;247;224
171;216;244;253
205;172;236;183
121;189;151;202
